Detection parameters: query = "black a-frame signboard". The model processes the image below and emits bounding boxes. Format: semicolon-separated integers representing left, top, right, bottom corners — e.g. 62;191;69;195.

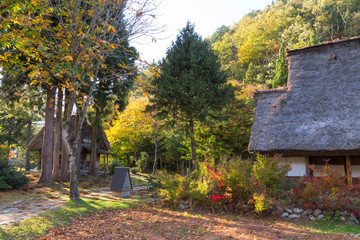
110;167;133;197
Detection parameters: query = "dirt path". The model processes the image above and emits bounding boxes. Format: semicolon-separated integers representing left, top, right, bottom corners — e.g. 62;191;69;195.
42;205;359;240
0;196;67;226
0;187;148;226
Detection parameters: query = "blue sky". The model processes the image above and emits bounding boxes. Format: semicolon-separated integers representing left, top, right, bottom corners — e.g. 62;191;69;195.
131;0;274;62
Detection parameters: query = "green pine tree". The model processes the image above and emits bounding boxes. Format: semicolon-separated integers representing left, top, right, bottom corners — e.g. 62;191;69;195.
272;41;288;88
150;22;234;172
244;62;257;84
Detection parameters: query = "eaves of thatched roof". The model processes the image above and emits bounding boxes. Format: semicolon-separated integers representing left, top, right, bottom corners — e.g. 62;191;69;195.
249;37;360;155
26;127;44;151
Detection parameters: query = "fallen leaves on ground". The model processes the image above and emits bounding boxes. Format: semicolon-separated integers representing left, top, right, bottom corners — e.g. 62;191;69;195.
42;204;357;240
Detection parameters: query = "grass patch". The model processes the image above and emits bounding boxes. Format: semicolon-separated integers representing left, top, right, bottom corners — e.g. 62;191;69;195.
288;220;360;236
131;173;150;186
0;194;150;240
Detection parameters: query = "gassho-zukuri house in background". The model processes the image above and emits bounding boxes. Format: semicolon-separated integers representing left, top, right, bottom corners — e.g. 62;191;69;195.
248;37;360;187
26;116;112;171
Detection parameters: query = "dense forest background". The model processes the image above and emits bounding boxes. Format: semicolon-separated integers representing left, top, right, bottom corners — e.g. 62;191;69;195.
105;0;360;173
3;0;360;174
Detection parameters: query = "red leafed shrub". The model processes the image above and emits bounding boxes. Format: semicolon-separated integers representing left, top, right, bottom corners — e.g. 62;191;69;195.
353;210;360;218
293;164;359;211
210;194;225;204
156;155;290;213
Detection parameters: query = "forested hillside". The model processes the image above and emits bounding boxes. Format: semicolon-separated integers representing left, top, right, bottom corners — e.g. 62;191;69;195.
209;0;360;85
105;0;360;173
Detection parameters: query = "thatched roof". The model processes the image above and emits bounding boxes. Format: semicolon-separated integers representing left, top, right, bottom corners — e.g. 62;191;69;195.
26;127;45;151
26;116;111;152
249;37;360;155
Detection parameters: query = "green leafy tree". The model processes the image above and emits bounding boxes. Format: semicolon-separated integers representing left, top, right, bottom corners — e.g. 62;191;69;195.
272;41;288;88
0;69;44;171
243;62;257;84
207;25;230;44
150;22;234;172
87;45;137;175
0;0;159;199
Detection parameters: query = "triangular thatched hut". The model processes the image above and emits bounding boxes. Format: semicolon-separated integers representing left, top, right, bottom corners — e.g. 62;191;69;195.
27;116;111;170
249;37;360;187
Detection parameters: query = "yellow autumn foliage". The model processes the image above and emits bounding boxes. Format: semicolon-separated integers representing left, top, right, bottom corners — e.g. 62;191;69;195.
105;96;153;156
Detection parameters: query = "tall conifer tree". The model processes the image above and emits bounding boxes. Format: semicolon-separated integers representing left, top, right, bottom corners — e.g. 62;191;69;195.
150;22;234;172
272;41;288;88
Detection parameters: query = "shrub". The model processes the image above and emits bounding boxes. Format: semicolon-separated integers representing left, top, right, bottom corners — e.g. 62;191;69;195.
0;169;29;189
155;161;217;207
293;164;354;210
0;158;9;170
252;154;290;196
253;193;274;213
0;175;12;190
0;157;28;190
156;155;290;213
156;171;192;203
0;145;9;159
133;152;148;173
109;161;124;175
220;158;253;201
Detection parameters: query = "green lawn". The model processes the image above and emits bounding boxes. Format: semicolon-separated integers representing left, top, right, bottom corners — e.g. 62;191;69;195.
297;220;360;235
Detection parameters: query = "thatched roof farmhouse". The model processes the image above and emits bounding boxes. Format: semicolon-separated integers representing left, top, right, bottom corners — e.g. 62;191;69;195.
27;116;111;170
249;37;360;186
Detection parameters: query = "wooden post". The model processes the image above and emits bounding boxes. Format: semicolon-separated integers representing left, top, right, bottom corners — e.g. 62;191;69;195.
345;155;353;189
38;151;42;170
106;154;109;172
305;156;310;179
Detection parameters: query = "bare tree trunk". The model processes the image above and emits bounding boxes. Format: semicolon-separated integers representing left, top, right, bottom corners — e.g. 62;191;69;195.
60;90;70;182
189;118;196;172
152;118;158;175
62;107;81;200
37;152;41;170
60;145;69;182
126;154;130;167
62;93;80;200
52;89;63;181
25;120;32;171
38;87;56;184
181;159;185;176
152;142;158;174
106;155;109;171
62;93;90;200
76;123;82;171
89;124;98;175
89;108;100;175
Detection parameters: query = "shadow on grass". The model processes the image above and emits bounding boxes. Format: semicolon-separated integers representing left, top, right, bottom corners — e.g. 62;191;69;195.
0;195;148;240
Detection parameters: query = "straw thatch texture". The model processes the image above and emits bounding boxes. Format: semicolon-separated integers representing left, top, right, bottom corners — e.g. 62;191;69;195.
249;37;360;154
26;127;45;151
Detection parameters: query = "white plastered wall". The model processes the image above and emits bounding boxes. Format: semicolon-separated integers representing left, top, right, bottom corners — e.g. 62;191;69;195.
352;165;360;178
279;157;307;177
